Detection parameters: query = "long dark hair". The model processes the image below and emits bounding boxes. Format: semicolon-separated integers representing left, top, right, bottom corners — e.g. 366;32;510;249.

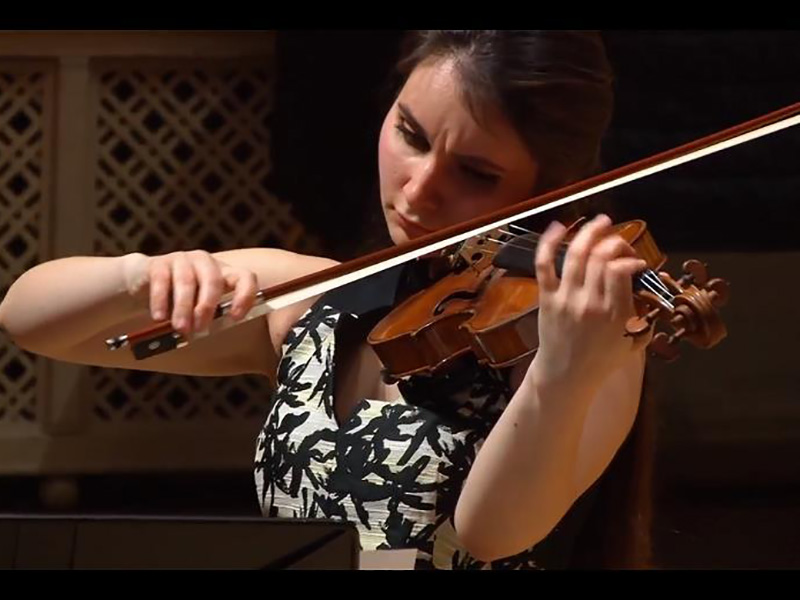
380;30;655;569
356;30;617;253
395;30;613;195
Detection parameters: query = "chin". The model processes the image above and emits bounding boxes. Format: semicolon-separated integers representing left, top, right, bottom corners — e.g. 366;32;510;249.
382;207;407;245
388;225;410;245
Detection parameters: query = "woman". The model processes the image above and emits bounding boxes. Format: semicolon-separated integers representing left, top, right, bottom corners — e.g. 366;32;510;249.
0;31;655;569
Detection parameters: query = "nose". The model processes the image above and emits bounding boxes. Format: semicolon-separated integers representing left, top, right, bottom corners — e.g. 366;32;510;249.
403;156;442;211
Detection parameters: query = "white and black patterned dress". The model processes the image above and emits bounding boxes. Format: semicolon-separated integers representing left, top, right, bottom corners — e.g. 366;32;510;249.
253;261;598;569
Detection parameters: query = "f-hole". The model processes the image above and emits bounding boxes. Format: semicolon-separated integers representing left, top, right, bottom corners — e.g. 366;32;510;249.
433;290;480;316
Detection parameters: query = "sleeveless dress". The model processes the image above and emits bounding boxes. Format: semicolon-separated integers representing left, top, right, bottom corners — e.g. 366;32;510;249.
253;260;599;569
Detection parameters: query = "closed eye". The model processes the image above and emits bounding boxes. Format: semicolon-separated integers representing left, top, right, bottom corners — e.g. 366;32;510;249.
395;119;429;152
395;102;503;188
460;164;500;185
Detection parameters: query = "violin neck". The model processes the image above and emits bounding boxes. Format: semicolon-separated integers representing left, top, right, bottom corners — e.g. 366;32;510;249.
490;235;668;301
490;234;564;278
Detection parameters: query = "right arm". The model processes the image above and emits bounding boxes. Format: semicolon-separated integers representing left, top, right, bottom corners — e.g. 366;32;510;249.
0;248;338;379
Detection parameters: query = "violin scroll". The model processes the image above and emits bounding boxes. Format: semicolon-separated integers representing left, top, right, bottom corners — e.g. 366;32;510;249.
626;259;730;362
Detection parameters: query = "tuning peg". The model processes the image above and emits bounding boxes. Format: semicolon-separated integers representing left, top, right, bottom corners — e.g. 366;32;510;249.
625;306;661;338
649;331;681;362
705;277;730;307
680;259;709;287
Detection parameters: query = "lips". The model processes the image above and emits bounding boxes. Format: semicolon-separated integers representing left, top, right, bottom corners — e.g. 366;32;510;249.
395;211;434;235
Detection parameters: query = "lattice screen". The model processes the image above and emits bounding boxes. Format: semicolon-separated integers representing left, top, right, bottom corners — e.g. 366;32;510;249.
93;60;317;256
89;58;321;423
0;62;54;426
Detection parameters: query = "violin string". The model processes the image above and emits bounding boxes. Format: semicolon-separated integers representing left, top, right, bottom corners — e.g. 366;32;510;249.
643;270;673;297
482;237;535;252
504;227;542;240
483;238;574;271
507;222;540;236
484;234;569;254
485;236;529;248
639;268;672;297
637;272;675;309
497;229;532;240
492;229;578;254
496;230;538;246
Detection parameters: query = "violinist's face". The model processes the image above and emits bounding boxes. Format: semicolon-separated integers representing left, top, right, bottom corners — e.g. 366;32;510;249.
378;57;539;244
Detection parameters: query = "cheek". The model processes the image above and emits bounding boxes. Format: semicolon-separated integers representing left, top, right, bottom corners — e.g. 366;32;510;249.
450;185;531;226
476;175;539;217
378;125;406;197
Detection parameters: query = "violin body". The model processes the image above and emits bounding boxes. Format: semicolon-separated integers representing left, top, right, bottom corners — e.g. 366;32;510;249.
368;220;727;381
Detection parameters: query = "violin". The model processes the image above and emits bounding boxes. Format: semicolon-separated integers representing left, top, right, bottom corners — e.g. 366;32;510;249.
367;218;729;382
106;102;800;367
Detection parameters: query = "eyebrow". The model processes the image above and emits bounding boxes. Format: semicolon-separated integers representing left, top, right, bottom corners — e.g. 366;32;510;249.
397;102;506;175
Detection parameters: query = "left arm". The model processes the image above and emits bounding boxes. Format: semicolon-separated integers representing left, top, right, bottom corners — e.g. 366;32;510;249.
453;215;649;562
454;350;645;563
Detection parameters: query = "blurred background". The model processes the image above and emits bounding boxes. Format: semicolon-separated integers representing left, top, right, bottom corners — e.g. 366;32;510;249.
0;30;798;568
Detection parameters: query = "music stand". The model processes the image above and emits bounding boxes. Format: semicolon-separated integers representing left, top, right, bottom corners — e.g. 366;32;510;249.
0;514;360;569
